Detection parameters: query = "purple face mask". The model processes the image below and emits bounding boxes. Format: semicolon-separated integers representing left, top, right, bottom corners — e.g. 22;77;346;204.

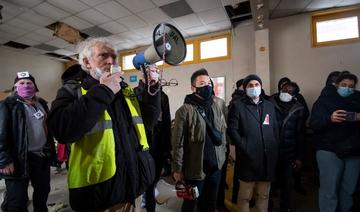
16;84;36;99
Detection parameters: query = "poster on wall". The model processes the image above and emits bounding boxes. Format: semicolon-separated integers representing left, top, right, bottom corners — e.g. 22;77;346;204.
211;76;225;101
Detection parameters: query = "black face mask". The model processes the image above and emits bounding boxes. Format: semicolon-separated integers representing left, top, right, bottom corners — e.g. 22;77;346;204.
196;85;213;100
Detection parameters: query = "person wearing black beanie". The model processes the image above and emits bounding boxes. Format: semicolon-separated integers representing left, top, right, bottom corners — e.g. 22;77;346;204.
228;74;279;212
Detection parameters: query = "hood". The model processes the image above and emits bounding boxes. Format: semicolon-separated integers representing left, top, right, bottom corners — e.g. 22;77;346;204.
61;64;87;82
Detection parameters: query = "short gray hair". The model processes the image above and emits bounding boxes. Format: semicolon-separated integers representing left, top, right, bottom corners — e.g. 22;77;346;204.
78;37;117;71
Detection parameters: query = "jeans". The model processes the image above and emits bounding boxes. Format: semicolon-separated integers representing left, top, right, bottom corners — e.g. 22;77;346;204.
182;170;221;212
316;150;360;212
237;180;271;212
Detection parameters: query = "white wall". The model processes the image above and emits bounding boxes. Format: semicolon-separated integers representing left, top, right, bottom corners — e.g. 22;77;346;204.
269;13;360;109
0;47;64;103
123;24;256;118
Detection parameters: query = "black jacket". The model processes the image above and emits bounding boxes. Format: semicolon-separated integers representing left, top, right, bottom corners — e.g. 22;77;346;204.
48;66;161;211
269;95;305;162
310;85;360;154
0;95;55;179
227;97;279;181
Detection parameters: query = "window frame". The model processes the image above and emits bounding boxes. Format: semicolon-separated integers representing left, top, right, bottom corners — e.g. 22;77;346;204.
199;33;231;62
311;7;360;48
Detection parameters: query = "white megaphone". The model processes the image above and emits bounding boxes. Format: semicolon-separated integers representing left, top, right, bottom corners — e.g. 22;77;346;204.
132;23;186;69
155;179;178;204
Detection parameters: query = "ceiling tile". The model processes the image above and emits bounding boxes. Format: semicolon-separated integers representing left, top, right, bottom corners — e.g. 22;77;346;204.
205;20;231;32
77;9;111;25
0;30;17;40
173;14;203;29
14;37;41;46
33;2;71;20
47;0;90;14
24;32;53;43
79;0;111;7
0;24;29;36
306;0;343;10
338;0;360;7
116;15;148;29
11;0;44;8
99;21;129;34
106;35;126;45
34;28;55;38
116;0;156;13
118;31;143;41
18;12;55;27
198;7;228;24
152;0;179;6
137;8;170;25
184;25;209;36
186;0;222;13
33;43;59;51
22;47;45;56
82;26;112;37
7;18;41;31
62;16;94;30
46;38;71;48
135;26;154;37
65;45;78;53
0;37;11;45
1;1;23;17
134;37;153;46
94;1;132;19
160;0;194;18
53;49;76;56
276;0;312;10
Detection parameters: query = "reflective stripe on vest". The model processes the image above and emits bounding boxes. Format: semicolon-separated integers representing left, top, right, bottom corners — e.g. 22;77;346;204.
68;86;149;189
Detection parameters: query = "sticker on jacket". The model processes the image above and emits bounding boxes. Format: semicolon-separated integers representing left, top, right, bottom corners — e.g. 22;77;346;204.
263;114;270;125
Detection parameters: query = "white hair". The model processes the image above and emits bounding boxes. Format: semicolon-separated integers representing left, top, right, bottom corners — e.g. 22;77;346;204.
78;37;117;71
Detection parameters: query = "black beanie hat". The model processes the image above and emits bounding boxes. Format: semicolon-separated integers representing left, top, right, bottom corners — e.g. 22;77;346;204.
13;72;39;91
243;74;262;89
277;77;291;91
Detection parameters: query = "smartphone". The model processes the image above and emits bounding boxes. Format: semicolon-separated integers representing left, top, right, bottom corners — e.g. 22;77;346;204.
344;112;356;121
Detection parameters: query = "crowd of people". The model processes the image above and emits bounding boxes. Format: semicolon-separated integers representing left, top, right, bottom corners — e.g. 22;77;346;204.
0;37;359;212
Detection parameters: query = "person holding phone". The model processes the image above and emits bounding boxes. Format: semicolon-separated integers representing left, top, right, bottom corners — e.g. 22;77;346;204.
310;71;360;212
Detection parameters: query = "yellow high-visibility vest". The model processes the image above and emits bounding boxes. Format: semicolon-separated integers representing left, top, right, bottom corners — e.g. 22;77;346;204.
68;86;149;189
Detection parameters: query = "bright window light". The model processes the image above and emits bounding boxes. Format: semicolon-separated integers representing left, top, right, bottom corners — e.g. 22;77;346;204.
123;54;136;70
184;44;194;62
316;16;359;42
200;37;228;59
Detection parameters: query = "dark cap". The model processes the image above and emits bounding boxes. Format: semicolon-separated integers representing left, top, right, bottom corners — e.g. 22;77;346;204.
13;72;39;91
243;74;262;89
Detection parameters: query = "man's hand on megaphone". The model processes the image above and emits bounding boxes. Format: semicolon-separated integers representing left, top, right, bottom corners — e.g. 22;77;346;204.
146;64;160;85
173;171;184;182
100;72;123;94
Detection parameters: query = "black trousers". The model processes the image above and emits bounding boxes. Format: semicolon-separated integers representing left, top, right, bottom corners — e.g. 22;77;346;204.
217;144;229;207
182;169;222;212
2;153;50;212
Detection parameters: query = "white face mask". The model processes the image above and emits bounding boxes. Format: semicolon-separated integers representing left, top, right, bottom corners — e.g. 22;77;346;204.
246;86;262;98
279;92;293;102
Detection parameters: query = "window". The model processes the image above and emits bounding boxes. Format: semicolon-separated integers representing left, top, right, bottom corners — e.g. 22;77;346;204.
199;34;231;62
122;53;136;71
312;7;360;47
184;43;194;62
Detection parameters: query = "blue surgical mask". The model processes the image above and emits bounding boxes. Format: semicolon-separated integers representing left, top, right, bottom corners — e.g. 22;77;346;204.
246;86;261;98
95;67;104;79
196;85;213;100
337;86;353;98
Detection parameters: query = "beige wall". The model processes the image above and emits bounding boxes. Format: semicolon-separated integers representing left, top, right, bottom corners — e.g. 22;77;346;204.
0;47;64;103
123;24;256;118
269;13;360;110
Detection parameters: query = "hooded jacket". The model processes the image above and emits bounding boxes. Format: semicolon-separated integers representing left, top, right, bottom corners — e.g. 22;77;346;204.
48;65;161;211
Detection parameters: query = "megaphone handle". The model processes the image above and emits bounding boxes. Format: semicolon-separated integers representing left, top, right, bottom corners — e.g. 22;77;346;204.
140;64;148;85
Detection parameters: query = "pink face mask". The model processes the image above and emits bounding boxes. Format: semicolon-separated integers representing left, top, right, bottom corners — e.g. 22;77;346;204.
16;84;36;99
